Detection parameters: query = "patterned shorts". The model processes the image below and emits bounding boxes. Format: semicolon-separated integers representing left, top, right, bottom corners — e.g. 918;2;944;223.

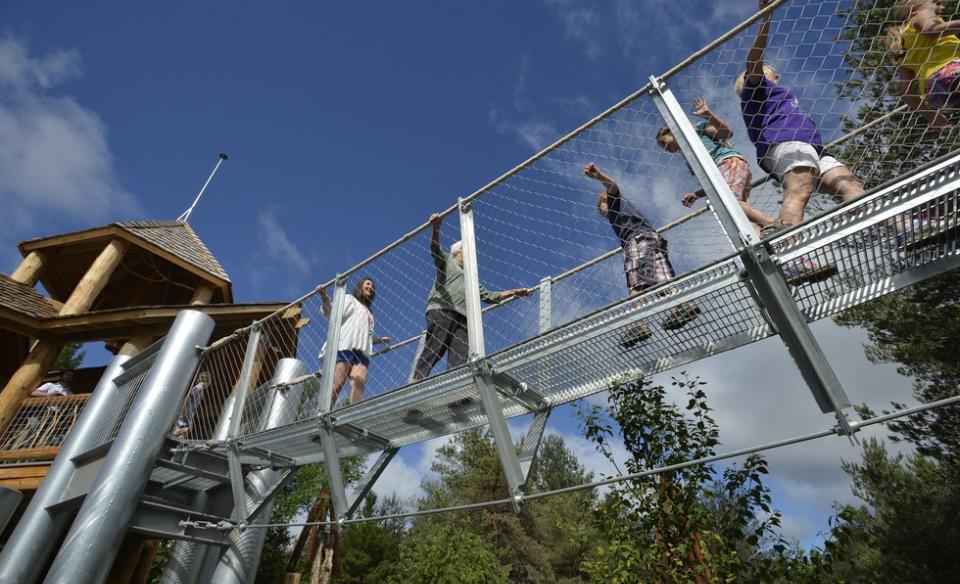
926;61;960;107
717;156;752;201
623;234;675;292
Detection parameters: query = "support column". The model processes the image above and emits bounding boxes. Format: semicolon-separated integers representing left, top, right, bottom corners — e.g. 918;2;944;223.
43;310;214;584
0;238;130;435
211;358;308;584
10;250;45;286
0;332;154;584
316;280;349;520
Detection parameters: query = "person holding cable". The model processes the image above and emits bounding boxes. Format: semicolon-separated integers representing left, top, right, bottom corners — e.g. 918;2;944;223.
316;277;392;407
411;213;531;381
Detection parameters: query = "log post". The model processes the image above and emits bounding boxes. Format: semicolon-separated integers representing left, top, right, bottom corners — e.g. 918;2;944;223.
10;251;45;286
190;284;215;306
0;238;129;435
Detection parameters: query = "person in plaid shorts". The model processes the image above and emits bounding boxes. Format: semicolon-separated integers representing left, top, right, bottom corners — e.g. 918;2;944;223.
584;163;701;347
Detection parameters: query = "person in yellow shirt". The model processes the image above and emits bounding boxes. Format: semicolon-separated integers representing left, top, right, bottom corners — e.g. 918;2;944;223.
887;0;960;131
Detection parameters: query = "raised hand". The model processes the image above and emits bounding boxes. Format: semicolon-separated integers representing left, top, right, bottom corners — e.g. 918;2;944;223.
681;193;699;208
583;163;603;180
692;97;711;118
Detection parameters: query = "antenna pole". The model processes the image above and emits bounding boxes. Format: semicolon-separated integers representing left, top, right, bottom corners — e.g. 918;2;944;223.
178;152;228;223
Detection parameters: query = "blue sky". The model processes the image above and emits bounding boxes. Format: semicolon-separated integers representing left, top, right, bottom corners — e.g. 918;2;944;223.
1;0;919;547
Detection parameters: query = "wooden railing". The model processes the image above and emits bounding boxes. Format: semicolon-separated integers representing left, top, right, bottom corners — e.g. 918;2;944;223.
0;394;91;464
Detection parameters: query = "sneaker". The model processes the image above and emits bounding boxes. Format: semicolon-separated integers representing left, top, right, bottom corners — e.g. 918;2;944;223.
662;302;702;331
781;257;838;286
620;323;653;348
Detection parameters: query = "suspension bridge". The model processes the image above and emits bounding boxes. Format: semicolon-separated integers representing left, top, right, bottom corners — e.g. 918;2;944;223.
2;0;960;582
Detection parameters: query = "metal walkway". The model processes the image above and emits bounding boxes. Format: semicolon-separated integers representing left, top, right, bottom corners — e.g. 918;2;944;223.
236;151;960;463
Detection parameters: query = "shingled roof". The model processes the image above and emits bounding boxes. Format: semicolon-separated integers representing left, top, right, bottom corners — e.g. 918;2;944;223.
0;274;58;319
115;221;230;282
19;220;231;284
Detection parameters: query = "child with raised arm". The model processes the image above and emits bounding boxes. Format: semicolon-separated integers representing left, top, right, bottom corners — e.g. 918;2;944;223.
584;163;700;346
887;0;960;131
740;0;864;236
656;96;775;236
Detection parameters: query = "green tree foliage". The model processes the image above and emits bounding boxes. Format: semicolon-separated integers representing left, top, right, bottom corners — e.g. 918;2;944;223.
388;521;510;584
338;493;406;584
397;428;598;583
53;342;85;371
578;376;782;583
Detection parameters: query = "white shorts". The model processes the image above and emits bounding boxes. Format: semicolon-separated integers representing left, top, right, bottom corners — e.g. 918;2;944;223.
760;141;844;181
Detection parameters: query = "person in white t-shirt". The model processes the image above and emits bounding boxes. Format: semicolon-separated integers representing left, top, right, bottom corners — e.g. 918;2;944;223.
31;370;76;397
317;278;392;407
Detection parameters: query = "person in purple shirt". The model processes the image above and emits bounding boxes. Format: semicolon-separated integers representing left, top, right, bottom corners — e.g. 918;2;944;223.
740;0;864;241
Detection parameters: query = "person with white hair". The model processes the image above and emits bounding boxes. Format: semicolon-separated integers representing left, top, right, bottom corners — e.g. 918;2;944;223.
411;213;531;381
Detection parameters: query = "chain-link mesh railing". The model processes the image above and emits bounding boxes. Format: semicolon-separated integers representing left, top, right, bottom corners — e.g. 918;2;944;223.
185;0;960;442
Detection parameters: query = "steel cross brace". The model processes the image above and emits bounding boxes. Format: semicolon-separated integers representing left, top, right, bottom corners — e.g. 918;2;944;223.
346;447;399;519
473;359;530;511
518;408;551;481
316;418;350;522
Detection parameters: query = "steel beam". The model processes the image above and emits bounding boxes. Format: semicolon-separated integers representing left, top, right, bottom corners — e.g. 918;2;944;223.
740;248;853;429
211;358;308;584
649;75;759;248
318;280;347;414
475;362;524;510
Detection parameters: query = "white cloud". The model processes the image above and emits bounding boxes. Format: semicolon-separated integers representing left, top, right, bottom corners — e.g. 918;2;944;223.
0;36;136;243
256;209;311;274
543;0;604;61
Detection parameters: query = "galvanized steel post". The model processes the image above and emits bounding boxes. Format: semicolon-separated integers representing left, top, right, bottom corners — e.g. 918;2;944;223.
0;335;153;584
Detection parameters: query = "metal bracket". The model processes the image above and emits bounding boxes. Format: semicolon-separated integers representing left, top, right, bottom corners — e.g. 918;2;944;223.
333;422;393;451
487;368;549;412
740;247;855;434
346;448;399;519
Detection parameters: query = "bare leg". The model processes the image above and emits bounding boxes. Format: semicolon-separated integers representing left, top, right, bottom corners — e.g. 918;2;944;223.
738;200;775;236
779;167;817;225
348;364;368;404
819;166;864;204
330;361;350;408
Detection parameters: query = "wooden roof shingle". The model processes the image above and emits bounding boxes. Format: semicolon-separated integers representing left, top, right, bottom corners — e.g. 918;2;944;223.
0;275;58;319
